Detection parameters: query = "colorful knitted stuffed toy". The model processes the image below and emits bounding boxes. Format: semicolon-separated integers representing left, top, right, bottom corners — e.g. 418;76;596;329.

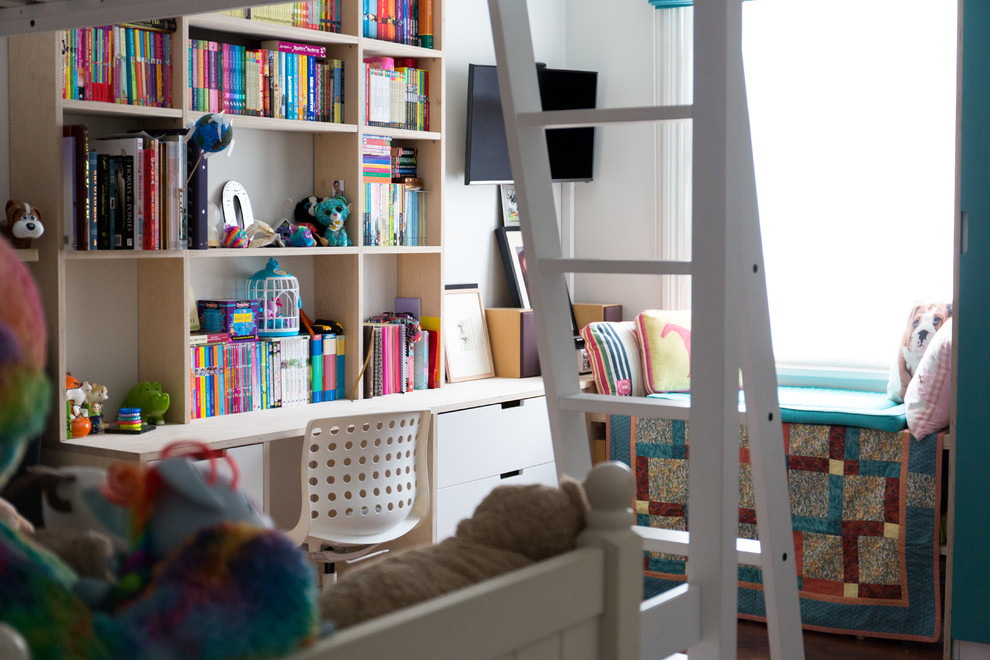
0;235;320;659
0;234;111;659
91;442;320;659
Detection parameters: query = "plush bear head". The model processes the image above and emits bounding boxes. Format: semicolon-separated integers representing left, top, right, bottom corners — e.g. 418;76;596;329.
2;200;44;250
454;477;588;561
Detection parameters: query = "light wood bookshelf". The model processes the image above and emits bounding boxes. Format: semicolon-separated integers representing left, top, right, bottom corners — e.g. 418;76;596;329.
8;1;446;449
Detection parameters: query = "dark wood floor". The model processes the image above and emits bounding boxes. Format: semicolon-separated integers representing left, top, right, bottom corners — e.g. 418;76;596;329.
737;620;943;659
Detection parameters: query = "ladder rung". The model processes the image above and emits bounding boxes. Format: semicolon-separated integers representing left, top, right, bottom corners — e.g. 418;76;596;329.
639;584;700;658
517;105;693;129
558;393;691;420
538;257;691;276
635;528;763;566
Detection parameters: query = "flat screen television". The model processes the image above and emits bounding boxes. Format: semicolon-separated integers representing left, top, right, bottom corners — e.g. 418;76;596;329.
464;63;598;185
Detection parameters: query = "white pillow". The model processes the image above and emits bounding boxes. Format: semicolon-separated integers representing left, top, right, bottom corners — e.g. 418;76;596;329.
904;317;952;438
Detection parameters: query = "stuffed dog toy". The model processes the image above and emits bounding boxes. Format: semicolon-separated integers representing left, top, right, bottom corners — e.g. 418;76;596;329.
2;200;44;249
887;301;952;402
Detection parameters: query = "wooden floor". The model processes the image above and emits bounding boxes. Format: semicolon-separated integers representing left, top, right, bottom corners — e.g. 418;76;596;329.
737;620;944;659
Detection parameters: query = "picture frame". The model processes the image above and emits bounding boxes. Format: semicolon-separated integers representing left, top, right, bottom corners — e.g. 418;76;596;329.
495;226;530;309
500;184;519;227
443;287;495;383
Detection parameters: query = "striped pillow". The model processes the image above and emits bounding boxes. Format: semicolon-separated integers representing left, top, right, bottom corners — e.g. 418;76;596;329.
580;321;644;396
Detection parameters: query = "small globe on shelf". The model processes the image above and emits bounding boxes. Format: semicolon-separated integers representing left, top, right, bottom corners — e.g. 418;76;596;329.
191;113;233;154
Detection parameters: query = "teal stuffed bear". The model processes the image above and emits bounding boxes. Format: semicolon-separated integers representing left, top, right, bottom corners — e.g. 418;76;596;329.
120;382;170;426
315;194;351;247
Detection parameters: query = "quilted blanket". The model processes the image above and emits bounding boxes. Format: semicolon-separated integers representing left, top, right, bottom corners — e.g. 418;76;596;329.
608;416;943;641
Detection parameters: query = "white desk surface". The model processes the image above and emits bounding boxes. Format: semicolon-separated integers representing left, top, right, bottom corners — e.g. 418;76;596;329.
50;377;550;462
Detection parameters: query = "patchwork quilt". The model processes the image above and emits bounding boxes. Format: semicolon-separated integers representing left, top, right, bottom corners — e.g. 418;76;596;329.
608;416;943;641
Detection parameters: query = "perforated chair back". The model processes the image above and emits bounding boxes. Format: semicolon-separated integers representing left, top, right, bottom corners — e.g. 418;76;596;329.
290;410;431;547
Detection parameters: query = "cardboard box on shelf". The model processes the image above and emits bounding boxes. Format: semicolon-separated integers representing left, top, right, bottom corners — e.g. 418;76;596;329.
485;308;540;378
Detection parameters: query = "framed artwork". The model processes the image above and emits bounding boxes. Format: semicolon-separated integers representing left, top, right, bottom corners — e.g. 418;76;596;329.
500;184;519;227
495;226;530;309
443;287;495;383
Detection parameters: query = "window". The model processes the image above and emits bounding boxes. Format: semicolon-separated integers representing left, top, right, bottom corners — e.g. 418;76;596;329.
742;0;957;387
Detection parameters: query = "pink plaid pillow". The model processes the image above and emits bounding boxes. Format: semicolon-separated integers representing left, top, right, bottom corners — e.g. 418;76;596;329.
904;317;952;438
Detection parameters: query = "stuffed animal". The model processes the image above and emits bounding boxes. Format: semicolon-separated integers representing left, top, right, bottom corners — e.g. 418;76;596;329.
293;196;329;247
289;224;317;247
886;301;952;402
315;194;351;247
2;200;44;249
89;442;319;659
320;477;588;628
220;224;249;248
0;235;108;659
0;244;319;658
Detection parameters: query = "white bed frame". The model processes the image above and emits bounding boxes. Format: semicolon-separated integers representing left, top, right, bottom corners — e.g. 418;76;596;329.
295;461;644;660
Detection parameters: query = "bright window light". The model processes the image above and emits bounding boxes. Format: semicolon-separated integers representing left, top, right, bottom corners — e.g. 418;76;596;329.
742;1;957;380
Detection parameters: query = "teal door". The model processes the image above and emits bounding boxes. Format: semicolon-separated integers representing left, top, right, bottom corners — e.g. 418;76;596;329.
954;0;990;643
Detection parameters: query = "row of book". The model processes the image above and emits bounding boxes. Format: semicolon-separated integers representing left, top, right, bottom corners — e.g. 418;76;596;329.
62;124;203;251
189;331;346;420
363;183;427;247
60;25;173;107
363;322;438;398
362;135;426;246
189;39;344;123
364;60;430;131
362;0;434;48
215;2;343;33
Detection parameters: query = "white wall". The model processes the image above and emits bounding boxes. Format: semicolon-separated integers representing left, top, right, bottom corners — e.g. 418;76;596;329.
443;0;566;308
563;0;667;319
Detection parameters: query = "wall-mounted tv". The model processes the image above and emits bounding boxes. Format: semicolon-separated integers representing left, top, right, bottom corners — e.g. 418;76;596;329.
464;63;598;185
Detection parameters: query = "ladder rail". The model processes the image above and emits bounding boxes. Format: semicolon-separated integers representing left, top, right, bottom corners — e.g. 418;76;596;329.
488;1;805;658
488;0;593;483
537;257;693;276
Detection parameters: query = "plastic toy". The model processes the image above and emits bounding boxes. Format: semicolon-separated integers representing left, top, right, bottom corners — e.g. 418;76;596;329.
120;382;170;426
1;200;44;249
315;194;351;247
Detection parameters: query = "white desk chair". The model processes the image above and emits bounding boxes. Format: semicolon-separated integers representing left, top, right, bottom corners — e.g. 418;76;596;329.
286;409;431;582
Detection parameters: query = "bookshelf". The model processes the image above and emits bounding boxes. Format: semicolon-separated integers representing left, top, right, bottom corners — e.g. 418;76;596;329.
8;2;446;447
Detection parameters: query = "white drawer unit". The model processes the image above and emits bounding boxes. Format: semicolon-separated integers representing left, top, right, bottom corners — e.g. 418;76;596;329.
434;396;556;541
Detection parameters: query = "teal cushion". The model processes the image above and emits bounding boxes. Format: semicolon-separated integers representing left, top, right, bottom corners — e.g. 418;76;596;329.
647;386;907;432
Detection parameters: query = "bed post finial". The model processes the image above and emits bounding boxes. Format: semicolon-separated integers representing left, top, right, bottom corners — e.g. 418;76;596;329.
582;461;635;532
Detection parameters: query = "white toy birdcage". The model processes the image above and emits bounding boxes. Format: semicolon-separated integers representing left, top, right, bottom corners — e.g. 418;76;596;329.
247;257;300;337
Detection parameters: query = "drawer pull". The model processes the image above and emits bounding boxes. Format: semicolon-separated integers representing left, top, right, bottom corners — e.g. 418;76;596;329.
500;469;522;479
501;399;522;409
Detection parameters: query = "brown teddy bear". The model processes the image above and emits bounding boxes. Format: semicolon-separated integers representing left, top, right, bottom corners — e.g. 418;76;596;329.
320;477;589;628
2;200;44;249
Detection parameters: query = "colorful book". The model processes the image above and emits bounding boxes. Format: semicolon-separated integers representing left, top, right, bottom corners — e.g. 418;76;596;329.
310;333;323;403
260;40;327;59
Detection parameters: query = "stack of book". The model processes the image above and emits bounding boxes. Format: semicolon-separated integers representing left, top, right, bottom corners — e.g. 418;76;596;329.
188;331;345;419
391;146;417;178
61;22;174;107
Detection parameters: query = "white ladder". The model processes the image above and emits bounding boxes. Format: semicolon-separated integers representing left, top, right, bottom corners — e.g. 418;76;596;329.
487;1;804;659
